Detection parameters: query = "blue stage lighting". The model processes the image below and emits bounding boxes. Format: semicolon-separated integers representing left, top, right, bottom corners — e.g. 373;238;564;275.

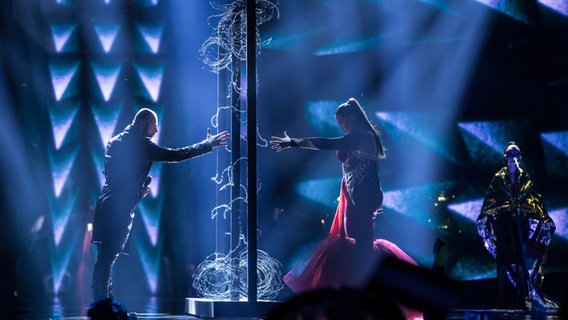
541;131;568;178
91;101;123;147
382;182;454;224
50;237;77;294
138;196;164;247
55;0;73;5
147;162;162;198
49;146;79;198
541;131;568;156
49;102;80;150
263;29;324;52
93;23;121;53
416;0;454;14
49;60;80;101
133;62;163;102
50;23;78;53
142;0;160;6
472;0;533;24
461;121;503;153
539;0;568;16
306;100;342;136
314;35;382;56
135;239;163;294
49;192;79;246
51;241;76;295
447;198;484;222
295;177;341;208
458;120;531;167
548;208;568;239
450;258;496;281
376;111;458;163
91;61;123;101
135;22;164;54
383;188;422;219
90;148;105;189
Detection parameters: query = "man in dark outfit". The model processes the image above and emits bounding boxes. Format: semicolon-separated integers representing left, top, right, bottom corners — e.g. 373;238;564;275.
91;108;229;300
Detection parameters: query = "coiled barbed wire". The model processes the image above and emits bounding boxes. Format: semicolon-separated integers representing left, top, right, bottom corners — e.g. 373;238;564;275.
193;243;284;300
200;0;279;74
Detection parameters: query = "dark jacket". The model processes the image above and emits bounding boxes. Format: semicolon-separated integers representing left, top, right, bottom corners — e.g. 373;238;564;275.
92;125;212;253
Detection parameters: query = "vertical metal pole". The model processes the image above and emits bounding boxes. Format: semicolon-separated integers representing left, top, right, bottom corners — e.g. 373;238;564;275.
246;0;258;303
230;38;241;301
216;47;230;257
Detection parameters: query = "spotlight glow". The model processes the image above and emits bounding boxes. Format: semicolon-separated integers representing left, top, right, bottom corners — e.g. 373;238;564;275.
376;112;425;138
90;148;105;188
90;102;123;147
136;22;164;54
148;162;162;198
376;112;458;163
447;199;484;221
134;63;163;102
314;35;382;56
49;102;80;150
138;197;163;247
50;23;77;53
49;61;80;101
50;239;77;294
306;100;342;136
458;121;508;154
295;177;341;207
49;147;79;198
457;120;530;166
264;29;325;52
472;0;532;24
91;62;122;101
93;23;121;53
541;131;568;156
540;131;568;177
548;208;568;239
382;182;456;223
539;0;568;16
136;240;162;294
50;192;79;246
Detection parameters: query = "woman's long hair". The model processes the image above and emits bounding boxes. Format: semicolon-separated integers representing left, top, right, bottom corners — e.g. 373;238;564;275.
335;98;386;159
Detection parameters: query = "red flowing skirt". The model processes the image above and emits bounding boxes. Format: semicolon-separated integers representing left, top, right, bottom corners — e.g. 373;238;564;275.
284;182;423;320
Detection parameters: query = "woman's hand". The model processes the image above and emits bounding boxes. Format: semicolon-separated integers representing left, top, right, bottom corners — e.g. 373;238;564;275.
207;128;230;148
270;131;293;152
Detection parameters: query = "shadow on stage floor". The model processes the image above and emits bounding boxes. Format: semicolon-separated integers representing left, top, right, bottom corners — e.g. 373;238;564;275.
0;301;563;320
1;272;566;320
0;297;563;320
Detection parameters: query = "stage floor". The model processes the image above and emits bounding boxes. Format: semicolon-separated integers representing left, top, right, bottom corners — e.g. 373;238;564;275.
0;297;562;320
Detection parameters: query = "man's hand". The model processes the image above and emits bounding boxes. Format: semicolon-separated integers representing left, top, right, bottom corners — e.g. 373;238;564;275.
207;128;230;148
270;130;293;152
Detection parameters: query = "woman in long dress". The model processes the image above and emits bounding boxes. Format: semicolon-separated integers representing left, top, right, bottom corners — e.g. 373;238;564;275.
270;98;422;319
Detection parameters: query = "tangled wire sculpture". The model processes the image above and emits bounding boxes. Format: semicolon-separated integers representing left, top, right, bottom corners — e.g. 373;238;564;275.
192;0;283;301
193;244;284;300
200;0;279;74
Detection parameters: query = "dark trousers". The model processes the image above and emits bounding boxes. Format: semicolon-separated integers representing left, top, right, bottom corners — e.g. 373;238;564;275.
92;243;120;300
